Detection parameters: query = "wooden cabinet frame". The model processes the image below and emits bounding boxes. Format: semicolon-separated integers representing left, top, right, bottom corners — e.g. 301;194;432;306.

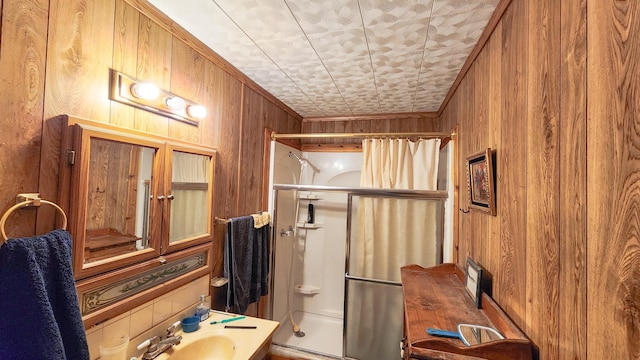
56;115;216;327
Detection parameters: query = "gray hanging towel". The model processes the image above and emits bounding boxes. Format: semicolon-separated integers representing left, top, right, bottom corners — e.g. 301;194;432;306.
224;216;270;314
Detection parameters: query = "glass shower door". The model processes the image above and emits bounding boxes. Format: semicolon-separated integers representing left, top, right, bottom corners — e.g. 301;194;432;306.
344;192;445;359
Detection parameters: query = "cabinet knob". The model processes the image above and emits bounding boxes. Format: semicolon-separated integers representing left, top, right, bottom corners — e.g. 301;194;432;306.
167;194;175;200
159;257;167;264
157;195;165;200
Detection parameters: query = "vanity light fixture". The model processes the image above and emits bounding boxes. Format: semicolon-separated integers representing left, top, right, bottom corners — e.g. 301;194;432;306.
164;96;186;111
109;69;205;126
131;82;160;100
187;104;207;119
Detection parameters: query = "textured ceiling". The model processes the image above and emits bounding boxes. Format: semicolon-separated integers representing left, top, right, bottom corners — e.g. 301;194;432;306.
147;0;500;118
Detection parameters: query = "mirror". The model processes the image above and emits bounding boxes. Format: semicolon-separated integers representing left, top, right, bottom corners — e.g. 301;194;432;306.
457;324;504;346
427;324;504;346
168;150;212;243
85;138;156;263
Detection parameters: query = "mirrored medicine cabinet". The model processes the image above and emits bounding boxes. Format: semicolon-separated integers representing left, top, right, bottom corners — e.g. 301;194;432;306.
57;115;215;327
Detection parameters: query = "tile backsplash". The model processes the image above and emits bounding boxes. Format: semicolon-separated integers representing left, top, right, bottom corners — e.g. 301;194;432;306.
85;275;210;360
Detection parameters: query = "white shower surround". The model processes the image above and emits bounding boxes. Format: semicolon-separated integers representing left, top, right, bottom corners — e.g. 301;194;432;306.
269;142;362;358
268;141;453;358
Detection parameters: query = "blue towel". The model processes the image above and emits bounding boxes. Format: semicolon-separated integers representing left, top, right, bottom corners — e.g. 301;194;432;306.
224;216;270;314
0;229;89;360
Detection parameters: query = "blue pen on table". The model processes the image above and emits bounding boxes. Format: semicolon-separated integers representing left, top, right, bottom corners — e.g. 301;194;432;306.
210;315;246;324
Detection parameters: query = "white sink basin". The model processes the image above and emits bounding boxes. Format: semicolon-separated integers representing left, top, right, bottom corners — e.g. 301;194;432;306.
169;335;235;360
143;312;279;360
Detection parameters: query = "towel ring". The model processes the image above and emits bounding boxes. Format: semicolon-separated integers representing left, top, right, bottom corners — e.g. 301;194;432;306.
0;200;68;243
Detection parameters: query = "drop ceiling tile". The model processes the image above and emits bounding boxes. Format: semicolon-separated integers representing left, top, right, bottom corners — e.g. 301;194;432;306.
365;19;431;55
256;36;320;67
417;78;457;94
243;68;294;92
282;63;339;93
211;44;275;73
324;55;374;79
350;103;382;114
359;0;434;26
148;0;253;48
425;12;492;49
307;28;370;61
335;82;378;101
213;0;303;42
431;0;499;17
371;50;423;77
380;102;416;113
286;0;363;35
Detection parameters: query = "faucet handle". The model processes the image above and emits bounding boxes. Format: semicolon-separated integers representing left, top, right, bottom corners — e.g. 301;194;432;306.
166;320;181;336
136;335;159;351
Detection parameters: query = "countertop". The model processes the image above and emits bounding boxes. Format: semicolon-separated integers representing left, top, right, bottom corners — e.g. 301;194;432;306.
153;312;279;360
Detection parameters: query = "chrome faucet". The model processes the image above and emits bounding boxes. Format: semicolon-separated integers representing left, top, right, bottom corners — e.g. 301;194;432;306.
137;321;183;360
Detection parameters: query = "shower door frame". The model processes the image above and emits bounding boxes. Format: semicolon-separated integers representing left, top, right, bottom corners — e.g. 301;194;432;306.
269;184;447;358
343;190;446;359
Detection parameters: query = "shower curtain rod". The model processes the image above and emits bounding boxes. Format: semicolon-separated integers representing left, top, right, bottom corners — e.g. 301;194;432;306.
271;131;454;140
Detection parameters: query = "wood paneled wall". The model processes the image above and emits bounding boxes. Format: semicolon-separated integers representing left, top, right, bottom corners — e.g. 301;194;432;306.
301;115;439;149
0;0;300;305
439;0;639;359
587;0;640;358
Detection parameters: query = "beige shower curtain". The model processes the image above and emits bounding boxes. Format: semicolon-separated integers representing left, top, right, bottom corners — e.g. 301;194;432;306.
346;138;440;360
360;137;440;190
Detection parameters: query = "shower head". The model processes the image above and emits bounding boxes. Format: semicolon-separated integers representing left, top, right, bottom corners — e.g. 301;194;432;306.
288;151;304;165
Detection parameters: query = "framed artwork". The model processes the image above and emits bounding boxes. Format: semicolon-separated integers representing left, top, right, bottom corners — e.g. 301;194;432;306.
465;257;483;308
466;148;496;215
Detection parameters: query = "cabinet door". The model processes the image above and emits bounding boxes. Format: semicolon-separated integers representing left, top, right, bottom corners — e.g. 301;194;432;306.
70;126;164;279
161;144;215;253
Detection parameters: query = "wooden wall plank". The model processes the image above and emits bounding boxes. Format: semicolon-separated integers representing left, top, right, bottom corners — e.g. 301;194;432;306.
238;87;264;215
44;0;115;122
168;38;203;143
135;15;171;135
587;0;640;358
497;0;527;328
485;21;502;302
208;65;243;310
525;0;561;357
201;61;224;148
559;0;587;358
214;78;243;218
472;51;497;266
458;74;474;265
110;0;139;128
0;0;48;238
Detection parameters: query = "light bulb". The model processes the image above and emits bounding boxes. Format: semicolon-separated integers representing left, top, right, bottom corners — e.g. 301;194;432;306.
187;104;207;119
130;82;160;100
164;96;185;111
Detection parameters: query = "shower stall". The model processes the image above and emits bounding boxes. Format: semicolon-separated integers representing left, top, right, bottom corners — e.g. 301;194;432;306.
267;139;454;359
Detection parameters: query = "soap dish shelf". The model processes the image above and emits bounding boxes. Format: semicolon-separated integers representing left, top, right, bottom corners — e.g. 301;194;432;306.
298;192;321;200
296;222;322;229
294;285;320;295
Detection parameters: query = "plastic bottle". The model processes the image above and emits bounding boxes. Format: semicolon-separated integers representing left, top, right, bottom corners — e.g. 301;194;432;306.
194;294;210;322
307;203;314;224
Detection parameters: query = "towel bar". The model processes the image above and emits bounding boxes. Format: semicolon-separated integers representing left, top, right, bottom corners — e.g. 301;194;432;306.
0;194;67;243
215;217;231;224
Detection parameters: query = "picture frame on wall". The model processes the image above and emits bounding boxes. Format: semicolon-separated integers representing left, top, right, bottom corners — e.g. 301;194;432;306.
465;257;483;308
466;148;496;215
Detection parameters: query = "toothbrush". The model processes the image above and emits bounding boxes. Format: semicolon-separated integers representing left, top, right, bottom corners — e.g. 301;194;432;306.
210;315;246;324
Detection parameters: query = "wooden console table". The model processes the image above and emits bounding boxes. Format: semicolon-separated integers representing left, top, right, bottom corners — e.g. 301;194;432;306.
401;263;531;360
